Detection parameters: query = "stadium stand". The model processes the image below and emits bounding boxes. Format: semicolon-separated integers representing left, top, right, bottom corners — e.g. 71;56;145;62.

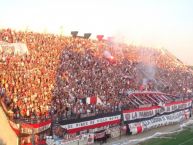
0;28;193;144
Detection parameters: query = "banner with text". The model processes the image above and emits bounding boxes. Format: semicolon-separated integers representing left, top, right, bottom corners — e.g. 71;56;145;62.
128;109;190;135
60;112;121;134
21;120;51;134
123;100;192;122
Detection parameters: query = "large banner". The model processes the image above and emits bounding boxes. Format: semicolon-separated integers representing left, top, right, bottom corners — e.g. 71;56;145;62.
123;100;192;122
60;112;121;134
21;120;51;134
128;109;190;135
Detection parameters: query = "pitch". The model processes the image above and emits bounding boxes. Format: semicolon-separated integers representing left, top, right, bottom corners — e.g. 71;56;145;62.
139;126;193;145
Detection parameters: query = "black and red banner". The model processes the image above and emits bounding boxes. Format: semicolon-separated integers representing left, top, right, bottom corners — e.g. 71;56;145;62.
60;111;121;134
8;119;51;135
21;120;51;134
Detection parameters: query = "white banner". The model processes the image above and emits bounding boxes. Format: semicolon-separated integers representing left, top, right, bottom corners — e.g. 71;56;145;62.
123;100;192;121
128;109;190;135
123;107;159;121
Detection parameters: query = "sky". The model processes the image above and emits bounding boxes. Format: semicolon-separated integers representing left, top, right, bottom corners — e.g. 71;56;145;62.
0;0;193;65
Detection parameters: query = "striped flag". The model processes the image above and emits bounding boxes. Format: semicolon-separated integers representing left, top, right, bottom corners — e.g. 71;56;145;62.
85;96;103;105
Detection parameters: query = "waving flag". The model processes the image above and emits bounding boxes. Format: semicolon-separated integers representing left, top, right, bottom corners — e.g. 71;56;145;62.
86;96;102;105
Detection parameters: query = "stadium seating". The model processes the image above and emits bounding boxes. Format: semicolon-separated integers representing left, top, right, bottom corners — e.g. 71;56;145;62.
0;28;193;123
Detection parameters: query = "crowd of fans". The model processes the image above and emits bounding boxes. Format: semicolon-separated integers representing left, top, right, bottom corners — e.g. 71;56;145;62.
0;28;193;123
0;29;67;121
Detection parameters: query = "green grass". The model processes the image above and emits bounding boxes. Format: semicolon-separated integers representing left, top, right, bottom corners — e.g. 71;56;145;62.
139;127;193;145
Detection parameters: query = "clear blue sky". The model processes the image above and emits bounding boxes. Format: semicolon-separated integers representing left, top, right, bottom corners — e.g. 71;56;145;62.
1;0;193;65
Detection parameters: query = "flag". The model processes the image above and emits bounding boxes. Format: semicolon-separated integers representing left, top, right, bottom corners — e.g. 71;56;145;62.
86;96;102;105
94;130;106;139
87;134;94;144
